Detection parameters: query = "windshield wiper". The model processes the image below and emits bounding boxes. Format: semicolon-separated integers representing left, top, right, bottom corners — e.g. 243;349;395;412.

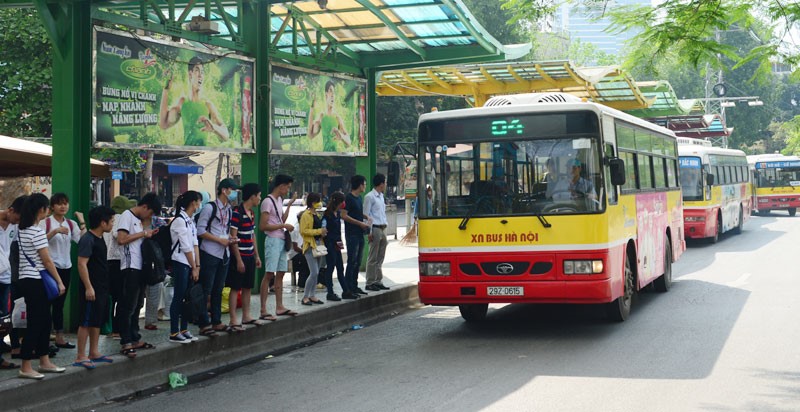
458;197;486;230
536;213;551;228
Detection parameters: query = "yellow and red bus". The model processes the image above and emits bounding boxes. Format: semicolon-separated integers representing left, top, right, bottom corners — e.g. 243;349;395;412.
747;153;800;216
416;93;684;322
678;137;751;242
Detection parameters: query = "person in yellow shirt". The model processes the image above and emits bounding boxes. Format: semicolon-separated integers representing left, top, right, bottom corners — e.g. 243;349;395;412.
299;193;327;306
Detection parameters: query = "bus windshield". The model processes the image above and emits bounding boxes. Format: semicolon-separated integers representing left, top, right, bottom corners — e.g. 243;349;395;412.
420;137;603;218
755;167;800;187
679;156;703;201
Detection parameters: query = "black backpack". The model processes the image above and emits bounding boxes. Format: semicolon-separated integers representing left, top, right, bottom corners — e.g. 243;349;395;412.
194;201;219;246
182;282;205;324
141;237;167;285
152;218;179;272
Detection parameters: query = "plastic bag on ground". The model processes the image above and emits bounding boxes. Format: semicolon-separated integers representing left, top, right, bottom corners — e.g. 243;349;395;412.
169;372;188;389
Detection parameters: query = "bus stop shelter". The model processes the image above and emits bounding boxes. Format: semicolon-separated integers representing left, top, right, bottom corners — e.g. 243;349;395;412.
0;0;529;328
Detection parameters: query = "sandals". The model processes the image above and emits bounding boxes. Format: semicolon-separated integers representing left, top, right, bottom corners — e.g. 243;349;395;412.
258;314;278;321
133;342;156;350
120;347;137;359
199;328;218;337
244;319;266;326
276;309;298;316
227;325;246;334
1;360;19;369
91;355;114;363
72;360;96;370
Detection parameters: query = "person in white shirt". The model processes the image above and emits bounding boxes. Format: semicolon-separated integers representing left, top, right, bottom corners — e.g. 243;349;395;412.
39;193;86;350
16;194;66;380
363;174;390;292
168;191;201;344
103;195;136;339
0;195;26;369
115;193;161;359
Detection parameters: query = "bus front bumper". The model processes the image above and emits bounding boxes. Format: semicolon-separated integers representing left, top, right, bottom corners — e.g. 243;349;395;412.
418;279;614;305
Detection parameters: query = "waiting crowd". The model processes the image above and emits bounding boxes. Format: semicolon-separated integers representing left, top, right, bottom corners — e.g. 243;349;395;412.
0;173;391;380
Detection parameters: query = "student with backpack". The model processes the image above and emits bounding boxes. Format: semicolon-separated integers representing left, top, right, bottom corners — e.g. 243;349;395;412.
115;193;161;359
167;191;201;344
40;193;86;350
196;179;238;336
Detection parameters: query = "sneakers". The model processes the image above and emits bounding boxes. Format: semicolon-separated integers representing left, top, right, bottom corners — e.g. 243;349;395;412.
169;333;191;344
181;331;199;342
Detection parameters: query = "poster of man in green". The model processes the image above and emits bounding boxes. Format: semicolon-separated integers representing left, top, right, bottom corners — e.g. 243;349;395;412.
94;28;255;152
271;64;367;156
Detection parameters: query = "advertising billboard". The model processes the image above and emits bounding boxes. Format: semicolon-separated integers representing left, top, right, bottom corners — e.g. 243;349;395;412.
93;28;255;152
271;63;367;156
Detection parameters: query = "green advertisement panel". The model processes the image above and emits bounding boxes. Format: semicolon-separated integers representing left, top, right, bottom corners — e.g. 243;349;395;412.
93;28;255;153
271;63;367;156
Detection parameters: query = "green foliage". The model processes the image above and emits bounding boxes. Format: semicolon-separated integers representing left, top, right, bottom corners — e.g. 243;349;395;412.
778;117;800;156
500;0;557;28
94;148;146;172
0;9;53;137
567;38;618;66
461;0;526;45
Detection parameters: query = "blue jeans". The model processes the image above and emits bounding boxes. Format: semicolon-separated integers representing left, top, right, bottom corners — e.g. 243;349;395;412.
344;234;365;292
170;262;191;334
322;239;345;294
199;251;229;327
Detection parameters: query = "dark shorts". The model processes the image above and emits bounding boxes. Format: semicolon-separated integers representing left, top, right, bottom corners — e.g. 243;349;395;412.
226;256;255;290
78;286;109;328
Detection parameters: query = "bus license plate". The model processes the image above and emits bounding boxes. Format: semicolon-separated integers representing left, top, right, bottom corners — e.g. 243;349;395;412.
779;204;790;207
487;286;523;296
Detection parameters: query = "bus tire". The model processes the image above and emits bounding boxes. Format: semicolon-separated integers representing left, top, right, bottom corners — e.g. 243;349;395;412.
789;208;797;217
607;251;634;322
459;304;488;322
732;206;744;235
710;213;721;244
654;240;672;293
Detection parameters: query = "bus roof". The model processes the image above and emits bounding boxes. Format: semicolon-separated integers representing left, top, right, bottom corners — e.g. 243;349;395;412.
418;92;676;138
747;153;800;166
679;144;746;158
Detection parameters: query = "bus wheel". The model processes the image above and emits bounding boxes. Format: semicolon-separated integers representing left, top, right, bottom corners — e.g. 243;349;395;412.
654;241;672;292
710;214;721;244
789;208;797;217
732;207;744;235
459;304;488;322
607;252;634;322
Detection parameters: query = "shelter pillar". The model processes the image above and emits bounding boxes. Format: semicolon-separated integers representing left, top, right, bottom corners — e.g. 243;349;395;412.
37;0;92;330
241;0;271;289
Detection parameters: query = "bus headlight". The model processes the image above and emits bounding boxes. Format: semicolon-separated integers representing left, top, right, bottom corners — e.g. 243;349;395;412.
420;262;450;276
564;260;604;274
685;216;705;222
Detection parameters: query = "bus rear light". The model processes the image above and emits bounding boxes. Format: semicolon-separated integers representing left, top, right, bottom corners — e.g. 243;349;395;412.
420;262;450;276
564;260;603;274
685;216;705;222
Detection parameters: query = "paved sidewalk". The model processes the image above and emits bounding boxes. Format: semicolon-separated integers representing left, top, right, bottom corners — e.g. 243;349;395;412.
0;228;420;411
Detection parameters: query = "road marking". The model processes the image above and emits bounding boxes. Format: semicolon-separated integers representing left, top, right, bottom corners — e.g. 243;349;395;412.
726;273;751;288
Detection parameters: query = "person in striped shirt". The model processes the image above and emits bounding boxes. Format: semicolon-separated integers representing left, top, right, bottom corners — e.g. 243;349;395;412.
227;183;263;331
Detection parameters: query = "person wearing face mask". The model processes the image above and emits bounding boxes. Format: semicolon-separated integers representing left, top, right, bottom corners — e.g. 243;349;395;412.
299;193;327;306
195;178;238;337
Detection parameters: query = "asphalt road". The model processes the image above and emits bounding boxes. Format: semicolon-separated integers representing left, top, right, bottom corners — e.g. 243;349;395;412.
102;212;800;412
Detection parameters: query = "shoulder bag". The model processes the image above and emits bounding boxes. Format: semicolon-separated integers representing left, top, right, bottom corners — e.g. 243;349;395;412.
269;196;292;252
20;241;59;300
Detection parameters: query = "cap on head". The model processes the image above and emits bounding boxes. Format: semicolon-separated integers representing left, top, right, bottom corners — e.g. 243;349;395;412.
110;196;136;214
218;178;240;191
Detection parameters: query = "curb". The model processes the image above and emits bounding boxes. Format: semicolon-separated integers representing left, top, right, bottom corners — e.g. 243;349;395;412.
1;284;420;412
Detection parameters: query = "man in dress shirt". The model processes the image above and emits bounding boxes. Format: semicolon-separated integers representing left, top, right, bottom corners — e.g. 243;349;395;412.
363;174;389;291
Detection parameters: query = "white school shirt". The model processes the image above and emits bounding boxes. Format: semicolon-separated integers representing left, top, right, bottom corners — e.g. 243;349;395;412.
117;209;144;270
171;211;198;266
0;223;17;284
103;214;123;261
363;189;387;226
39;216;81;269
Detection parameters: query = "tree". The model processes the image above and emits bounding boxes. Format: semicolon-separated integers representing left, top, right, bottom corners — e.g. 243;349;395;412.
0;9;52;137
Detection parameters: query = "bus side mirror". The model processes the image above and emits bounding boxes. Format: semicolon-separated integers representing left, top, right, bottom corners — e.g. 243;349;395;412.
706;173;715;186
609;158;626;186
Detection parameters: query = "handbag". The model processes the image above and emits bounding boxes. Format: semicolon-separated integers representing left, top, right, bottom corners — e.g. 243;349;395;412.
11;297;26;329
311;243;328;258
20;240;60;301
